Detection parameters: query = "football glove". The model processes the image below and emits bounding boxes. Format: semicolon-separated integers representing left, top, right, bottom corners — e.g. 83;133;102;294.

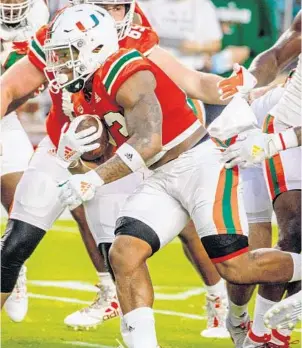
58;171;104;210
222;129;282;169
218;63;257;101
57;116;102;163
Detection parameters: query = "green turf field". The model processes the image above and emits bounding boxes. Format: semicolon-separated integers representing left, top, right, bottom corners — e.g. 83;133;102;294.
1;220;301;348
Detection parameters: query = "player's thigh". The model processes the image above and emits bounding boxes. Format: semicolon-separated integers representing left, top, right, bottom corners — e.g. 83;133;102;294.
241;166;273;225
263;116;301;201
181;140;248;263
116;173;189;254
84;172;144;245
0;112;33;176
10;136;70;231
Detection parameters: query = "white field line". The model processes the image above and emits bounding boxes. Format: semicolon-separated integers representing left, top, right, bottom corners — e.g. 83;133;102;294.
28;292;206;321
64;341;115;348
28;280;205;300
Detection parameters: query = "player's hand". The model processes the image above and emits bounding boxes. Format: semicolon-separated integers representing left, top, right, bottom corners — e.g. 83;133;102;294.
58;171;104;210
218;64;257;101
57;120;101;163
222;129;280;169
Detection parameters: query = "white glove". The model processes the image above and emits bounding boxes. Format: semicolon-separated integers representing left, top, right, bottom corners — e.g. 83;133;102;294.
222;129;282;169
218;63;258;101
57;116;102;163
58;171;104;210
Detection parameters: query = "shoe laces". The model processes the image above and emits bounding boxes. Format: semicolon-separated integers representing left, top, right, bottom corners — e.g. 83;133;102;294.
82;283;115;312
240;319;253;331
205;294;228;328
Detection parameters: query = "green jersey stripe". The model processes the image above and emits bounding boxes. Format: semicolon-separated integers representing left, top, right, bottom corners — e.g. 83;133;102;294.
222;169;236;233
103;50;142;94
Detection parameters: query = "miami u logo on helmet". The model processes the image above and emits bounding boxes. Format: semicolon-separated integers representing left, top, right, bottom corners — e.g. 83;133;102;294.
76;14;100;32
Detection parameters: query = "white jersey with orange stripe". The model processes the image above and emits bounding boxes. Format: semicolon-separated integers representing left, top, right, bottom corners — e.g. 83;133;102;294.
269;54;301;128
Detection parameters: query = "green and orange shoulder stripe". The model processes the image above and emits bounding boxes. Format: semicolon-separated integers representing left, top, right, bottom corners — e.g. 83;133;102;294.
95;48;154;100
28;25;48;72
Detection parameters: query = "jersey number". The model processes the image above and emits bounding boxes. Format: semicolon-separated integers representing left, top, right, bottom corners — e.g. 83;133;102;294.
128;25;146;40
103;112;129;146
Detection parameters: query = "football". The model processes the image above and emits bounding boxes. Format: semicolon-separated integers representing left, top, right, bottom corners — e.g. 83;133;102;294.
75;115;109;161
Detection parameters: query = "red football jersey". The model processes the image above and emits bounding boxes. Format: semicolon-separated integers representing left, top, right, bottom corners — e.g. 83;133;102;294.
73;48;200;158
28;27;201;153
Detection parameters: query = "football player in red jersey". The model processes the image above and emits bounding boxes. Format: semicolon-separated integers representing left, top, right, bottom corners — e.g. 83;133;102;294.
63;0;228;336
1;5;301;348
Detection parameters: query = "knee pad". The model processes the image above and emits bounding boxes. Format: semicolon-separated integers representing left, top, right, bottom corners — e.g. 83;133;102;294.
1;219;45;292
98;243;114;280
201;234;249;264
115;217;160;255
10;169;64;230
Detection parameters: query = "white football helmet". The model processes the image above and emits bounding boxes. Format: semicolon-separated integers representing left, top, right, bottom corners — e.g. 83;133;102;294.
44;4;119;94
0;0;35;24
69;0;135;40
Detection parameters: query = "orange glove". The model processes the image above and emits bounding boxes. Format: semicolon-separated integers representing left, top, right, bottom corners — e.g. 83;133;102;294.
217;64;257;101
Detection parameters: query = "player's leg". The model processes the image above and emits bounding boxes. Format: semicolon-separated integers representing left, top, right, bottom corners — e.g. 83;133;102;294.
186;140;300;346
178;221;229;338
64;174;143;329
235;166;274;347
0;112;34;321
254;115;302;346
1;136;69;308
224;86;281;347
71;206;107;274
109;167;190;348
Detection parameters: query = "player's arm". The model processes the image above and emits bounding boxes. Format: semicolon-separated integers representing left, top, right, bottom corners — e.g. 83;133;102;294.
148;46;225;105
218;11;301;100
94;70;162;184
0;56;46;118
249;10;301;86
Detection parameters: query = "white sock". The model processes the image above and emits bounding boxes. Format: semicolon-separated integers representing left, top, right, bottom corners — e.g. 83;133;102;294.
205;278;227;297
120;316;132;348
123;307;158;348
289;253;302;282
97;272;115;290
252;294;276;336
229;300;248;326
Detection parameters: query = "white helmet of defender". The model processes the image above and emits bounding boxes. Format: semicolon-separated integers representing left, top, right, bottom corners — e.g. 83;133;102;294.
68;0;135;40
0;0;35;24
44;4;119;94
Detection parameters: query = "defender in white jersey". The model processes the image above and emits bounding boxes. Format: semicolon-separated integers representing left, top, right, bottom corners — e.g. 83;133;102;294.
218;11;301;347
0;0;49;323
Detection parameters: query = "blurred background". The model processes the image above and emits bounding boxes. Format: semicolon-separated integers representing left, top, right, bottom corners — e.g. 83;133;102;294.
20;0;301;147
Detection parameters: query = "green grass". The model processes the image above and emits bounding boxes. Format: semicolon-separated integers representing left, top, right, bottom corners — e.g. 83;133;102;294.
1;220;301;348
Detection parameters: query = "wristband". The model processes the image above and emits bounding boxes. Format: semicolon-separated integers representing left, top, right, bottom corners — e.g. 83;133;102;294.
273;128;299;152
116;143;146;172
84;170;104;187
279;128;299;150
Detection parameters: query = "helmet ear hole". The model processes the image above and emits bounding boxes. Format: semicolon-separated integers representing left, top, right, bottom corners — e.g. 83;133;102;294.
92;44;103;53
